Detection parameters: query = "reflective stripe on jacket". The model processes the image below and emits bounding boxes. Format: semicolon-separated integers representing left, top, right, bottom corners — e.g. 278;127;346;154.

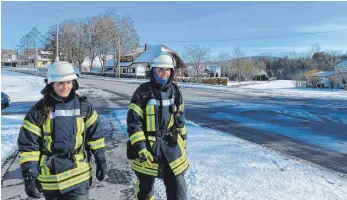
127;81;188;177
18;92;105;193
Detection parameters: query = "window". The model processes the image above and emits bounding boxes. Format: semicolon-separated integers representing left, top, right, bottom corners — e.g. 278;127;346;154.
123;69;126;73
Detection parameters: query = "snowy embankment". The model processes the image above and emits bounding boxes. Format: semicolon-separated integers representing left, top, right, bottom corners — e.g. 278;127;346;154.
1;70;45;162
84;75;347;100
112;109;347;200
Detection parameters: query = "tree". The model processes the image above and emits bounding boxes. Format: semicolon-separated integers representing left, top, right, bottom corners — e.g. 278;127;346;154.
216;52;232;78
239;58;254;81
105;8;140;77
232;46;245;81
17;27;42;66
43;25;57;62
183;44;211;79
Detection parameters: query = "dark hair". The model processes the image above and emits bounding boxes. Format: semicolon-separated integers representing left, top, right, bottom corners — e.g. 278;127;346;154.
37;84;54;126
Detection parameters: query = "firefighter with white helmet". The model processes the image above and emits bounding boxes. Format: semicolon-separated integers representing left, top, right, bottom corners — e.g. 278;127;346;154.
18;61;107;199
127;52;188;200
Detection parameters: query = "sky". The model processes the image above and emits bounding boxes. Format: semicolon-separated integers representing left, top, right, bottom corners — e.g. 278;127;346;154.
1;1;347;57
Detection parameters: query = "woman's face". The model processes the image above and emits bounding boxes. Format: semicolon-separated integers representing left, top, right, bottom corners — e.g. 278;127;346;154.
156;67;171;79
53;81;73;98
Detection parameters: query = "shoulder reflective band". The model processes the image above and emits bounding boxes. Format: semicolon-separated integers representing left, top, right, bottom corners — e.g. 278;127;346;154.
85;110;98;129
129;103;143;118
176;126;187;136
75;117;84;150
88;138;105;150
146;105;156;132
22;120;41;137
43;118;52;152
20;151;40;164
130;131;146;145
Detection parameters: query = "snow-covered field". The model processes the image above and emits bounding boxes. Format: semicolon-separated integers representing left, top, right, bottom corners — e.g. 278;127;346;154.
1;69;347;199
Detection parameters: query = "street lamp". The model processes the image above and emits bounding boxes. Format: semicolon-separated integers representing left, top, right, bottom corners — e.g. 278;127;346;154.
10;41;17;72
55;10;68;62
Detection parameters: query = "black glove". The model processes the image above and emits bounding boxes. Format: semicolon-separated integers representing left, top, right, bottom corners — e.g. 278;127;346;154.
96;161;107;181
24;175;41;198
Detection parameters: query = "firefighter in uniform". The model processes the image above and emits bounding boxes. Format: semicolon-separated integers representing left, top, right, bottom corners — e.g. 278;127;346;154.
127;52;188;200
17;61;107;200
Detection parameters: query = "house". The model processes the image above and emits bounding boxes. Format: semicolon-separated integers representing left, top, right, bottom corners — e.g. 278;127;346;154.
210;66;221;77
307;71;347;88
103;44;186;77
186;65;209;77
35;49;53;67
335;59;347;71
132;44;186;72
103;47;145;76
1;49;17;66
253;70;269;81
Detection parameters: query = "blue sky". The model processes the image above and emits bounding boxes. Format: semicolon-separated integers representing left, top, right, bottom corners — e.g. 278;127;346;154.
2;1;347;57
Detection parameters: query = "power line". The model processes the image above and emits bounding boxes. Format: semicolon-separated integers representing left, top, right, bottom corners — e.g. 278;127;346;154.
144;28;347;43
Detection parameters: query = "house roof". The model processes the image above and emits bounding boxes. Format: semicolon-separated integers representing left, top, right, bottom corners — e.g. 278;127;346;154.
104;59;132;68
313;71;337;77
335;59;347;67
132;44;186;69
40;50;53;55
210;66;221;71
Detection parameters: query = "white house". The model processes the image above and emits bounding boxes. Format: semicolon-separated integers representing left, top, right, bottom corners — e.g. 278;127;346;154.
102;44;186;77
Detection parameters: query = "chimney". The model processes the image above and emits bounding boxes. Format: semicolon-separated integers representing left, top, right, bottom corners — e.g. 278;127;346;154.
145;43;149;51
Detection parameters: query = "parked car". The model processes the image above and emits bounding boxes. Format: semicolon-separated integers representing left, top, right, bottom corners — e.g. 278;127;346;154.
1;92;11;110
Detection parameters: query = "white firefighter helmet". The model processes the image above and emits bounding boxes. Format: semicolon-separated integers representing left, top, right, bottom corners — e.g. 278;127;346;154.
47;61;78;84
150;52;175;69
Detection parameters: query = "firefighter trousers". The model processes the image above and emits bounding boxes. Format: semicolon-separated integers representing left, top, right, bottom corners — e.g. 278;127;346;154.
135;159;187;200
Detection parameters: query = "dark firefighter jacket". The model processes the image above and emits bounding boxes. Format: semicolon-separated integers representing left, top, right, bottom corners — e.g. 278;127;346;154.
17;90;105;194
127;80;188;177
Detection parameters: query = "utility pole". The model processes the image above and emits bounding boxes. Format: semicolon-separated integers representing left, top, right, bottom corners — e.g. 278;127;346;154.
10;41;16;72
118;38;121;78
55;10;68;62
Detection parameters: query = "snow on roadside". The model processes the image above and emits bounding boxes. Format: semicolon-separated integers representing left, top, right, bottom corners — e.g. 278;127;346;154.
112;109;347;200
1;71;45;162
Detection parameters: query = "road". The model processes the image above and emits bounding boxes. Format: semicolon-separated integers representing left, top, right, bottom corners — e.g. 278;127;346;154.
77;76;347;175
1;68;346;199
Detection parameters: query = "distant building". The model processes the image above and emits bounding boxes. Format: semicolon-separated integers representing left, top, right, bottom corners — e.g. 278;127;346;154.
335;59;347;71
36;49;53;67
102;44;186;77
1;49;17;66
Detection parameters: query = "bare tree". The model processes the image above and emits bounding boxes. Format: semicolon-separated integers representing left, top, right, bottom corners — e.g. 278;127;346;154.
216;52;232;78
239;58;254;81
231;46;245;81
105;8;140;77
43;25;57;62
183;44;211;79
